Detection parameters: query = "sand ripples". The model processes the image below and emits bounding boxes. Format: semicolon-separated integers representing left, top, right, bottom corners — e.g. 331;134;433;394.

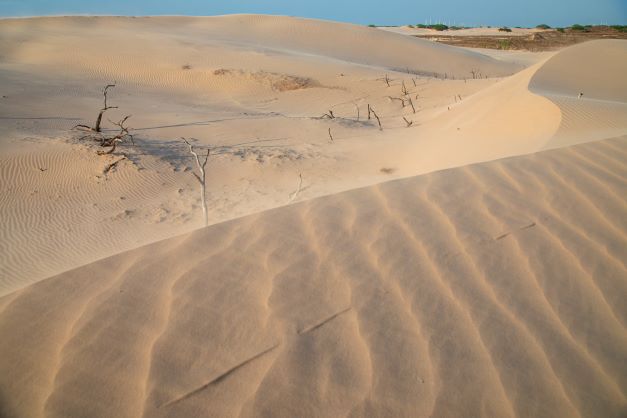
0;137;625;417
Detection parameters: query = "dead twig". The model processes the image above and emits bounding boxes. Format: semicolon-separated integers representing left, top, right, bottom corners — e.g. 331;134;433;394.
408;97;416;113
401;81;409;96
370;107;383;130
328;127;333;142
103;156;126;175
403;117;413;127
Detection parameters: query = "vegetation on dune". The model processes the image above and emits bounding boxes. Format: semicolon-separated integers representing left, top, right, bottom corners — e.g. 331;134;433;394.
497;39;512;49
570;24;587;31
536;24;551;29
498;26;512;32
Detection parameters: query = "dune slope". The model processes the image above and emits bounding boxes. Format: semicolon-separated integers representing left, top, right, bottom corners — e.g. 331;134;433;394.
1;136;626;418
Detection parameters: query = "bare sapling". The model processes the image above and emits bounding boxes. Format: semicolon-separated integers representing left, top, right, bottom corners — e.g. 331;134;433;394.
288;173;303;203
384;74;391;87
321;110;335;119
354;103;360;121
74;84;118;133
403;117;413;127
367;104;372;120
182;137;210;227
328;127;334;142
97;115;133;155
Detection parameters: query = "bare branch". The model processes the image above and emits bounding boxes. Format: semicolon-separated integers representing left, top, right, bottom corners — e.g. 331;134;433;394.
288;173;303;203
403;117;413;127
328;127;334;142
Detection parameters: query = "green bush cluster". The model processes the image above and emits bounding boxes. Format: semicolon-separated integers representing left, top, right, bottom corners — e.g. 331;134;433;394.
536;24;551;29
498;26;512;32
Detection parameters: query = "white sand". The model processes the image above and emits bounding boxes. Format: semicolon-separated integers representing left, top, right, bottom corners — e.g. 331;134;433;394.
0;15;626;418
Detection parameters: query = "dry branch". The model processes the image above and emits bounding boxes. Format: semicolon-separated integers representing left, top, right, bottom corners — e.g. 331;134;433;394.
321;110;335;119
97;115;132;155
182;137;210;227
403;117;413;127
328;127;334;142
74;84;117;133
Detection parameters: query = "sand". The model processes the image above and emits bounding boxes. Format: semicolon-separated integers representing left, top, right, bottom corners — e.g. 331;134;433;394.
0;14;626;418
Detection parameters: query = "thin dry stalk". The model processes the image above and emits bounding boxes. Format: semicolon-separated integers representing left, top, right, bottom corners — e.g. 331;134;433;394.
408;97;416;113
403;117;413;127
371;108;383;130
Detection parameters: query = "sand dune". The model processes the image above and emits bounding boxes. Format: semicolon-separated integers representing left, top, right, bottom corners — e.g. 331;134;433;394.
0;15;517;83
0;136;625;418
1;17;626;296
1;17;626;417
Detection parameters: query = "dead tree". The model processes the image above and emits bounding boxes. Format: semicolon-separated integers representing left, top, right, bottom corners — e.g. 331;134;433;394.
403;117;413;127
74;84;117;133
367;104;372;120
96;115;133;155
182;138;210;227
321;110;335;119
383;74;391;87
328;127;334;142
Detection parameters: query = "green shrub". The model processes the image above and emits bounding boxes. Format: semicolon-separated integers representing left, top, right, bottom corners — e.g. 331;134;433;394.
498;26;512;32
536;24;551;29
429;23;449;31
570;24;586;31
556;27;565;33
407;24;414;28
610;25;627;32
416;24;427;28
368;24;376;27
497;39;512;49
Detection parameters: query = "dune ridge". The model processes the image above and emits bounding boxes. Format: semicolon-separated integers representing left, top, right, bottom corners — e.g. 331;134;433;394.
0;136;625;418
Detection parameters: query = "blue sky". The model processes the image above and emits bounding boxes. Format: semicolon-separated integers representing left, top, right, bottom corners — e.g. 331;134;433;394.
0;0;625;27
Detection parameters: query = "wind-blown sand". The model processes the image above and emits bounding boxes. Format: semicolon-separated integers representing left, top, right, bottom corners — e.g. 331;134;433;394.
0;14;626;418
